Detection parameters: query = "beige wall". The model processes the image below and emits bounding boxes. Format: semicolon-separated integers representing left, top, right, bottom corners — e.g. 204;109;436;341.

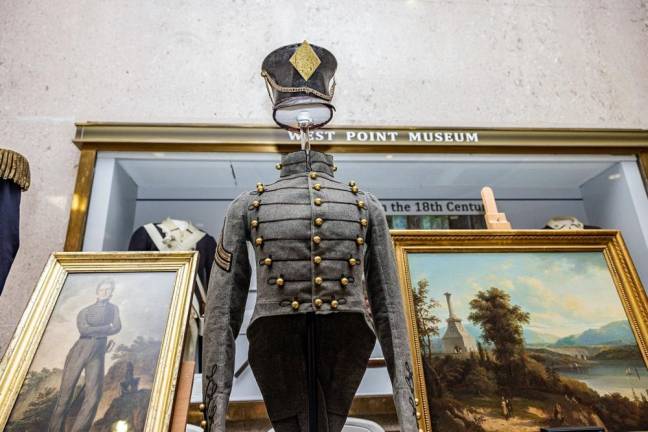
1;0;647;352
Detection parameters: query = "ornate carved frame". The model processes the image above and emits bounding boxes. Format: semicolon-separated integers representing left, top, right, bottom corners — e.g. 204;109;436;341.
391;229;648;432
0;252;198;432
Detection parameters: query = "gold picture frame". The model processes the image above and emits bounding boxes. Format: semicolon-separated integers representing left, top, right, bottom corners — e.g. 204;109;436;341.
0;251;198;432
392;230;648;432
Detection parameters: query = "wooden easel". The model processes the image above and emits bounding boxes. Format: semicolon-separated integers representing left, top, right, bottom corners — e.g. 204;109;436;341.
481;186;512;230
170;359;196;431
170;279;207;431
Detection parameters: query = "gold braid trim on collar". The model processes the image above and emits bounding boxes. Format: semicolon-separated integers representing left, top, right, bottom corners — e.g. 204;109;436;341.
0;149;30;191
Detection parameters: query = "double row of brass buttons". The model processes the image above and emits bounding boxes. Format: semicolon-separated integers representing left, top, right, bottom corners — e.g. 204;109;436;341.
290;298;339;310
311;230;364;245
312;275;351;287
309;172;321;311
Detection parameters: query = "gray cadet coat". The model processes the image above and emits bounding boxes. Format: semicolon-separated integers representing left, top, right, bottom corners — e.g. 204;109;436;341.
202;150;418;432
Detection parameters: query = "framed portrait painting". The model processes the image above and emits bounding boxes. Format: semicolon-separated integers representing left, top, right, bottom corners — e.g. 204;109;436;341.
392;230;648;432
0;252;197;432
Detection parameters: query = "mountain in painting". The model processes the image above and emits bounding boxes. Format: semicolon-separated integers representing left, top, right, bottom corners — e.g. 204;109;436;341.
554;320;635;346
523;328;560;345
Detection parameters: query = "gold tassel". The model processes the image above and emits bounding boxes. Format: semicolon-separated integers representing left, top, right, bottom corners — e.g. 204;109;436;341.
0;149;31;191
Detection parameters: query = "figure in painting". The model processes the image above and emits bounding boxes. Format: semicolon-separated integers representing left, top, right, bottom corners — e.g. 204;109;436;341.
48;279;121;432
500;396;510;420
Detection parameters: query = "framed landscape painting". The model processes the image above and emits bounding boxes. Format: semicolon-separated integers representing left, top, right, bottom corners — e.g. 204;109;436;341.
0;252;197;432
392;230;648;432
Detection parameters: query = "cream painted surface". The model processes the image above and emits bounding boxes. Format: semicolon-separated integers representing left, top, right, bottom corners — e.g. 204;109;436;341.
1;0;648;352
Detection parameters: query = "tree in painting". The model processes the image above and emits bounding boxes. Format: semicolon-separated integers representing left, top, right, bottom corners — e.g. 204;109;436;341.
468;287;530;363
412;278;441;355
468;287;530;384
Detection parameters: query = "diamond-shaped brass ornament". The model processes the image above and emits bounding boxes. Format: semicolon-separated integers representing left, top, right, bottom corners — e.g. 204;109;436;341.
289;41;321;81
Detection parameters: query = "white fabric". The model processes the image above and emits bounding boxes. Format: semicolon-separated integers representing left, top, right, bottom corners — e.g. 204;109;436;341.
145;218;206;251
546;216;585;230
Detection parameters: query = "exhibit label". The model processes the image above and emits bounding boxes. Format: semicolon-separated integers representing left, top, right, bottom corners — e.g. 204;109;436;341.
381;200;484;215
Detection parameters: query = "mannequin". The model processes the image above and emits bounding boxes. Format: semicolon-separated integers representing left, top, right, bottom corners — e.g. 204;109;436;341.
202;150;417;432
128;217;216;289
129;218;216;370
202;42;418;432
0;149;30;294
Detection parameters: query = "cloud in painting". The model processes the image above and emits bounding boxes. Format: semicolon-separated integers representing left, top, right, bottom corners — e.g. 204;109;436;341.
408;252;627;338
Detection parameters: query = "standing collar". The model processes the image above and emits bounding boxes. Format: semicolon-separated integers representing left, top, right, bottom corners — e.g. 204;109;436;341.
279;150;335;177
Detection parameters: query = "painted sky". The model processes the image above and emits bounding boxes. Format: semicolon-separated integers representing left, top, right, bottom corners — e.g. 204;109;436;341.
408;252;628;338
30;271;176;371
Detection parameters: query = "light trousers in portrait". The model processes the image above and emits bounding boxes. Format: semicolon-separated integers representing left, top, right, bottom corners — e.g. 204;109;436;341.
49;336;106;432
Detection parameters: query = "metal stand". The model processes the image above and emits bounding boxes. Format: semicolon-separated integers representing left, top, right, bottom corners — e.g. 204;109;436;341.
299;118;318;432
306;313;319;432
298;113;314;166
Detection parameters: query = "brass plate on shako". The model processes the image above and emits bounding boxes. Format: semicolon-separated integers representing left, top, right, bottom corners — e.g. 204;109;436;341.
289;40;321;81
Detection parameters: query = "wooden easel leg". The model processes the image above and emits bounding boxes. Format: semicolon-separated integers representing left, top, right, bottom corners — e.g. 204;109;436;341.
170;320;199;431
170;360;196;432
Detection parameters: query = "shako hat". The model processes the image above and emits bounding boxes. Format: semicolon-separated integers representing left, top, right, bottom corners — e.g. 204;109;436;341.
261;41;337;130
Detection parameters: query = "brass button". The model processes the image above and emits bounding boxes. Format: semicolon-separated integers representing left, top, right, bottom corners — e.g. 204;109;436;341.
313;183;321;191
351;185;359;193
309;172;318;179
291;300;299;310
356;237;365;245
263;257;272;266
251;219;259;228
340;277;349;286
314;298;323;308
357;200;365;209
314;197;322;206
349;180;356;187
199;403;206;411
360;218;368;226
275;163;283;170
276;277;284;287
348;257;358;266
415;398;420;406
200;420;207;428
416;411;421;420
314;217;323;226
255;237;263;246
313;256;322;264
256;182;265;193
252;200;260;208
314;276;323;285
313;235;321;244
330;299;339;309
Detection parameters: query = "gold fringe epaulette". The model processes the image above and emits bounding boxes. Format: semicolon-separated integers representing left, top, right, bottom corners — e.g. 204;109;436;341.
0;149;30;191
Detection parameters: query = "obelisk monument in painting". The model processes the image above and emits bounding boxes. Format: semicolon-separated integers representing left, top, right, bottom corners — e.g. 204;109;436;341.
442;292;477;354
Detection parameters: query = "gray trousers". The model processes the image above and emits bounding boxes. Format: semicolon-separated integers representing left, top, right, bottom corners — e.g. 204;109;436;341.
247;313;376;432
49;337;106;432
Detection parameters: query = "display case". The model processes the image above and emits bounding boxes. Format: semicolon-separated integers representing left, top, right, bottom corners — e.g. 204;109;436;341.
65;123;648;426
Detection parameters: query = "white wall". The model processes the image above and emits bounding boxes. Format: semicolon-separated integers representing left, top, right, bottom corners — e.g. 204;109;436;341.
1;0;647;350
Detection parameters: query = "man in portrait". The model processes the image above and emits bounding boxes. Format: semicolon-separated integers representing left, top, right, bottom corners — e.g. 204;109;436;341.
49;279;122;432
